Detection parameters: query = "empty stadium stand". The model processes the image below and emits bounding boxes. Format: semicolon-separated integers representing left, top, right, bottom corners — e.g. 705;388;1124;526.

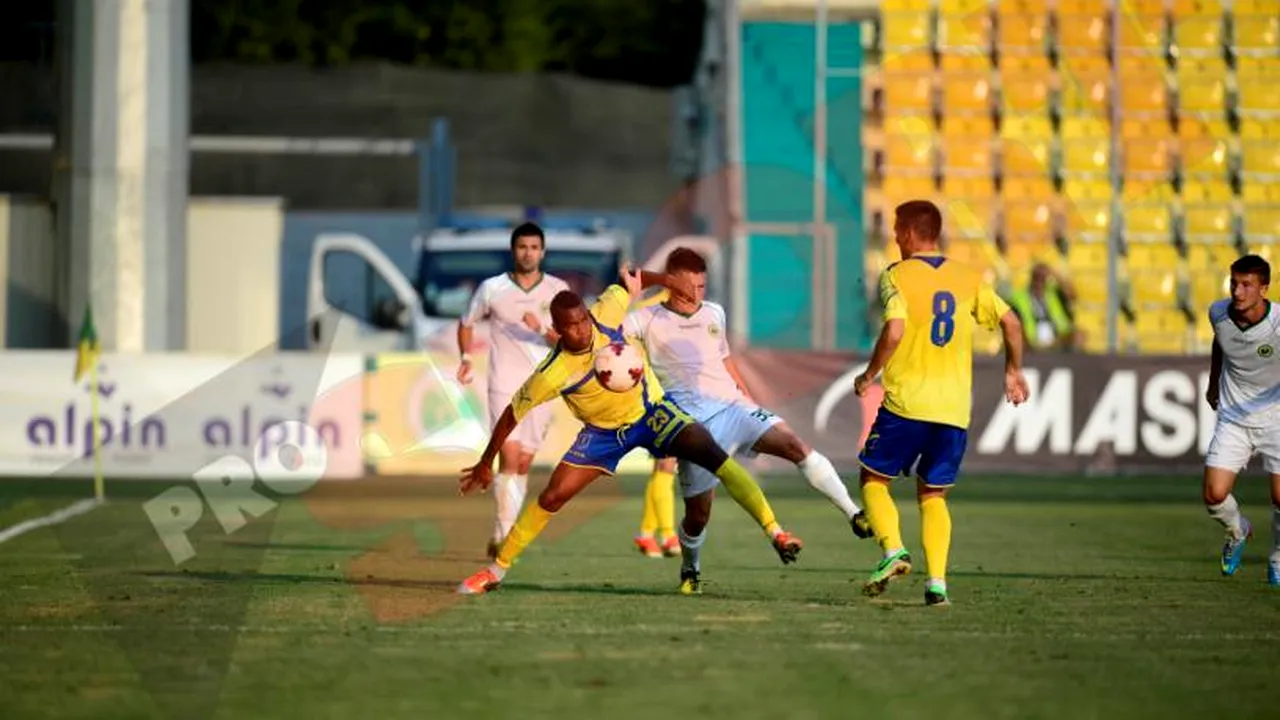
866;0;1280;354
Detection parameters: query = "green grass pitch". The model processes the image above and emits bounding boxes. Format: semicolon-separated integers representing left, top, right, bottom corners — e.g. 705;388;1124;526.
0;473;1277;719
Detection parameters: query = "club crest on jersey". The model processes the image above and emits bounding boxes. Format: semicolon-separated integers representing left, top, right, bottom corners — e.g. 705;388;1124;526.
1259;344;1275;359
708;324;720;337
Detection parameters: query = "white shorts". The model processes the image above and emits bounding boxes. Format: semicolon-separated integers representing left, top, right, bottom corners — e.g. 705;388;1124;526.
489;389;553;454
678;402;783;499
1205;421;1280;475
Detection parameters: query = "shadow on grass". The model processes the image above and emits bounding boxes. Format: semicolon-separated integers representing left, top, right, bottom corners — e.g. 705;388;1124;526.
137;569;456;592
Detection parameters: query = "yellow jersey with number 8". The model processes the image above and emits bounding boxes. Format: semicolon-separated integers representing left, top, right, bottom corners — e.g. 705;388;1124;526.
878;251;1010;429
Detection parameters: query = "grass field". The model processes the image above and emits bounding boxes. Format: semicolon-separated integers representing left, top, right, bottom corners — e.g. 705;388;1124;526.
1;473;1278;720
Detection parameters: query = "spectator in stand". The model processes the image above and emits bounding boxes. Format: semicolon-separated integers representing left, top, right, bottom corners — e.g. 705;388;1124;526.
1007;263;1082;351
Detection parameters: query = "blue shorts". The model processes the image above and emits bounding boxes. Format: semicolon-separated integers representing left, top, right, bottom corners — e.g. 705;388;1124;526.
563;398;694;475
857;408;968;488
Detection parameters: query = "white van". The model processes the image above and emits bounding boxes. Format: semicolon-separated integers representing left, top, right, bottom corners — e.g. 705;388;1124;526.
305;222;636;353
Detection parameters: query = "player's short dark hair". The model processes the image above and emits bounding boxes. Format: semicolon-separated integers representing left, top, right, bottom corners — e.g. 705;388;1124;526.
1231;254;1271;285
665;247;708;274
894;200;943;242
510;222;545;250
549;290;584;317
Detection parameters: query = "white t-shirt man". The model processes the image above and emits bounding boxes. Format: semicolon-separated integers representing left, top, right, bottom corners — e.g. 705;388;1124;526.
462;272;570;450
625;300;783;498
1206;298;1280;474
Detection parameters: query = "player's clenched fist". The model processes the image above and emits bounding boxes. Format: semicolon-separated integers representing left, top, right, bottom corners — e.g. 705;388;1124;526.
456;358;473;385
853;372;874;397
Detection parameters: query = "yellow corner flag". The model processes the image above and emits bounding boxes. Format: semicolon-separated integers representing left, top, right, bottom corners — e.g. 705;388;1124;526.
73;305;100;384
73;306;105;501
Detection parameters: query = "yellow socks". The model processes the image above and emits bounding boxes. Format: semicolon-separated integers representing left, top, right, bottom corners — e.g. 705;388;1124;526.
652;469;676;538
640;472;660;536
919;496;951;582
861;481;904;552
495;501;554;570
714;459;780;536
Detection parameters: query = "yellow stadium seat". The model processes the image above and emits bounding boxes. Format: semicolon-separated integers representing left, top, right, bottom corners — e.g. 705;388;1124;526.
1233;0;1279;12
884;130;937;175
1118;70;1171;117
1124;204;1175;241
1062;139;1112;176
942;116;994;138
945;239;998;271
1171;15;1226;57
1001;114;1054;140
1123;139;1173;179
1246;242;1279;265
1232;15;1279;54
1064;201;1113;241
1059;71;1112;115
1242;204;1280;240
1072;274;1116;308
1237;80;1280;115
882;73;935;115
1115;11;1167;55
1179;137;1230;179
1236;57;1280;83
1062;178;1114;201
1134;310;1191;353
1061;116;1111;140
1186;240;1241;269
1240;119;1280;140
1181;180;1234;202
999;75;1051;114
1173;0;1225;15
1177;76;1227;115
1002;176;1057;200
883;0;931;8
1188;270;1230;307
1121;118;1174;140
1240;140;1280;178
1057;13;1110;55
997;13;1050;55
1243;181;1280;203
881;177;938;211
1071;304;1111;352
1001;137;1053;176
937;8;993;55
1122;180;1177;203
1066;238;1110;271
1178;117;1233;141
1127;239;1181;270
1182;204;1236;241
1003;201;1055;242
883;12;933;53
941;136;995;177
1129;269;1181;307
1004;237;1059;266
946;177;997;199
943;199;998;241
941;73;994;115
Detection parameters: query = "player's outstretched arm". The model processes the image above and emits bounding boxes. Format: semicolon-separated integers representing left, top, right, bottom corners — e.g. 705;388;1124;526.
998;309;1030;405
460;405;518;495
1207;338;1223;410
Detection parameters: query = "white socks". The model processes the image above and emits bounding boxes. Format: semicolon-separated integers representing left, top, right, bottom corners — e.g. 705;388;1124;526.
492;473;528;543
1207;494;1246;540
799;451;862;520
678;522;706;574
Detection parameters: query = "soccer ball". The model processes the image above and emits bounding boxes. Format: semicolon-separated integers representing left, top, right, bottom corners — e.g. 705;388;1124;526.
594;341;645;392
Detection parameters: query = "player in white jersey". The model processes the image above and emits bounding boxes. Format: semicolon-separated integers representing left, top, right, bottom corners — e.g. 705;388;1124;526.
625;248;872;594
457;222;571;559
1203;254;1280;586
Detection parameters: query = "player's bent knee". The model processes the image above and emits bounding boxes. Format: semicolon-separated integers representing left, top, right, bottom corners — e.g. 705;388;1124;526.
670;423;729;472
759;425;809;464
859;468;892;487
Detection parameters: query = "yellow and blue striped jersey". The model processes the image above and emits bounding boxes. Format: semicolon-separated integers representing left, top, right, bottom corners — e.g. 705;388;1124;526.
878;251;1010;429
511;285;665;429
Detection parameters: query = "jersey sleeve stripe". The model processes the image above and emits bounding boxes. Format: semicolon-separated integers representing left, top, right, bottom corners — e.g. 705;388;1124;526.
560;370;597;396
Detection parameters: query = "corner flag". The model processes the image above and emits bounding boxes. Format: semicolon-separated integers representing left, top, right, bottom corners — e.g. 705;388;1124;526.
73;305;101;384
72;305;105;501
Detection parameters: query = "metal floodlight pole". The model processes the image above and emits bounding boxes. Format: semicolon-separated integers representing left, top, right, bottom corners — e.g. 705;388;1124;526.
814;0;830;351
725;0;750;347
1106;5;1122;354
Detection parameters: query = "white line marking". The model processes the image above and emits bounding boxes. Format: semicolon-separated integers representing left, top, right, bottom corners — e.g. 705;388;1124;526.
0;498;104;546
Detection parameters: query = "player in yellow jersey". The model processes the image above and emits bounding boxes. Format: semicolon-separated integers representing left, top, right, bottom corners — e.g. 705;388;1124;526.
631;287;680;558
456;267;804;595
852;200;1030;606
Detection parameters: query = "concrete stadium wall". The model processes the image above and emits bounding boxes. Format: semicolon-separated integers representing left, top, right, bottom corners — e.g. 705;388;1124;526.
0;63;681;211
0;195;285;355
